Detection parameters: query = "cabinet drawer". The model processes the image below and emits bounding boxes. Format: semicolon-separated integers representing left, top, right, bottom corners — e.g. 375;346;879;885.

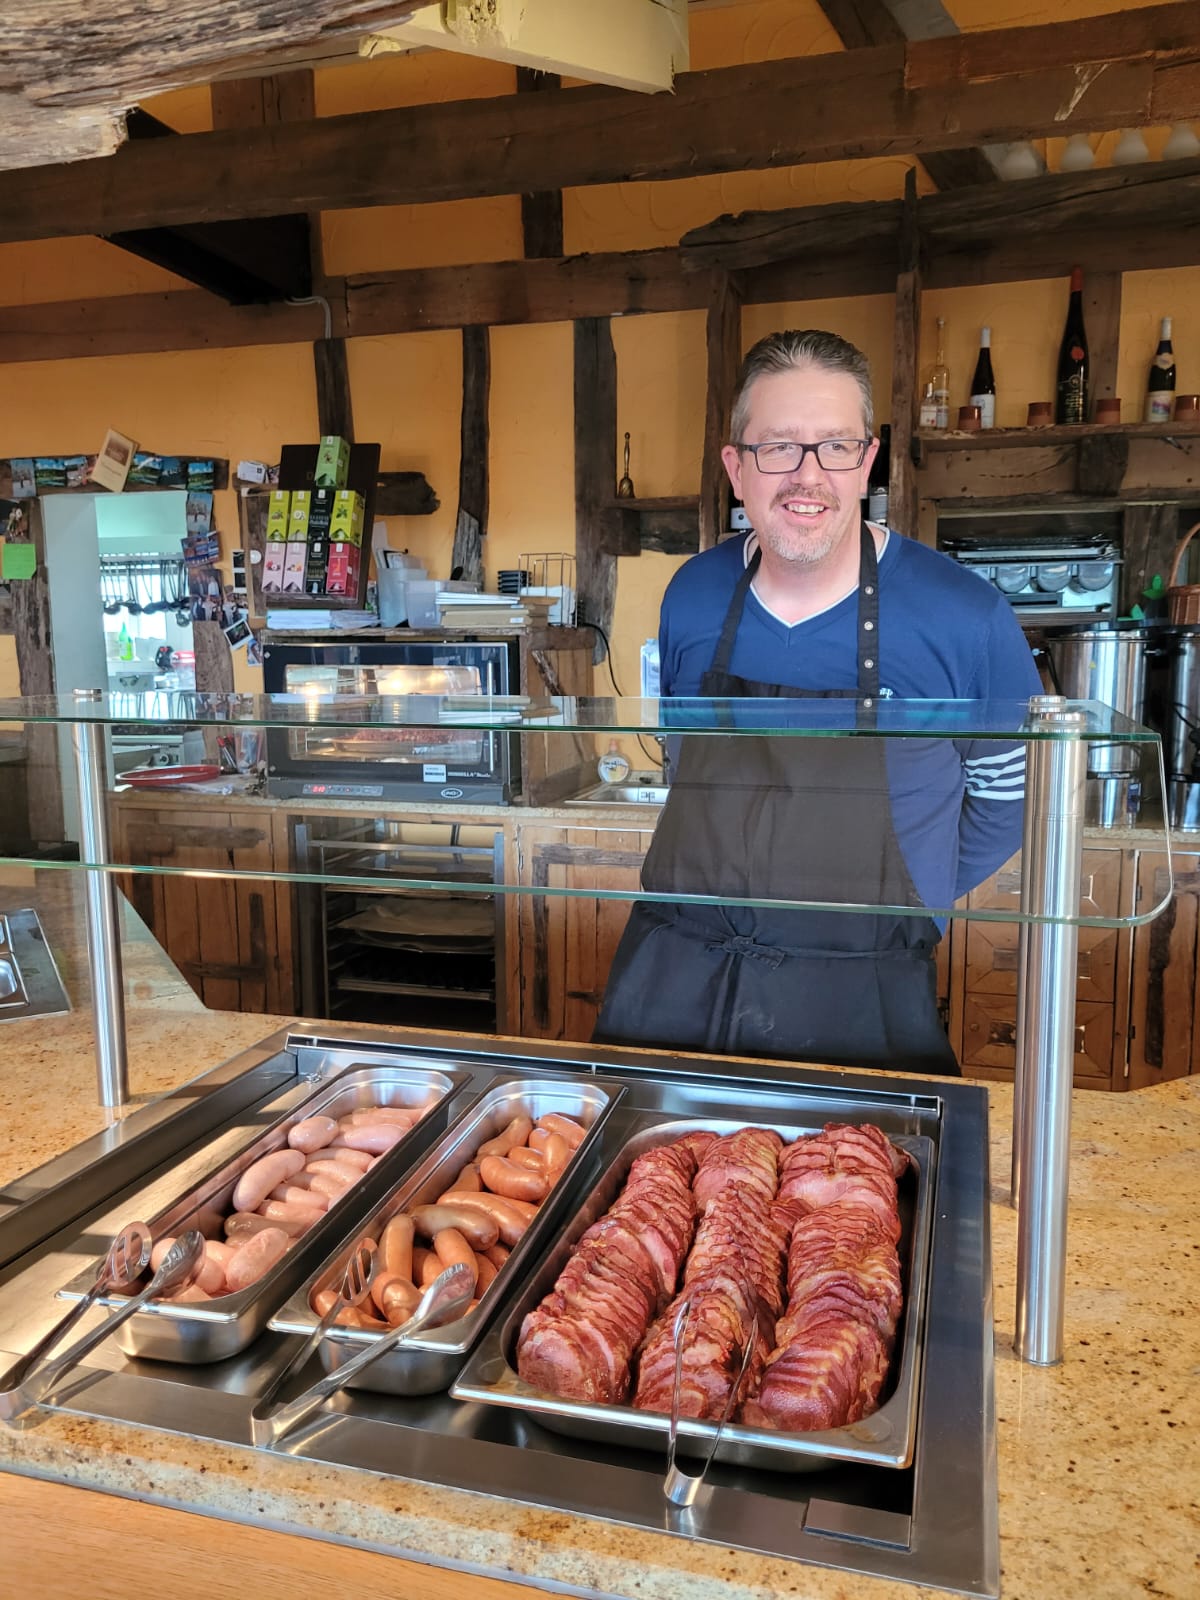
960;993;1114;1084
964;921;1118;1001
970;848;1121;919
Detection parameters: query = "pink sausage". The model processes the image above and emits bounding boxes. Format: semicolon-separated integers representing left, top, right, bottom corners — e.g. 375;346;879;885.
311;1148;373;1174
535;1113;586;1150
287;1114;339;1153
337;1123;406;1155
307;1170;351;1201
150;1236;176;1273
165;1282;212;1303
305;1160;365;1190
270;1183;330;1212
259;1198;325;1229
204;1239;237;1270
277;1167;339;1194
192;1252;226;1295
224;1227;290;1293
345;1107;419;1127
232;1149;306;1213
225;1210;309;1241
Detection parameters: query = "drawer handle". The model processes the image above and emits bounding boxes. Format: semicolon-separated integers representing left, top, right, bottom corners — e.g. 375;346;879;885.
983;1019;1086;1053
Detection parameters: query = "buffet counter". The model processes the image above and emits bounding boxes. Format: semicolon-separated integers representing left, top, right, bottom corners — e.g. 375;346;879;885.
0;874;1195;1600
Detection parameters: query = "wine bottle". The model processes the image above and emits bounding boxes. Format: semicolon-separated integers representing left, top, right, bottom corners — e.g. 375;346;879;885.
925;318;951;430
866;423;890;523
1055;267;1089;425
1144;316;1176;424
969;328;997;429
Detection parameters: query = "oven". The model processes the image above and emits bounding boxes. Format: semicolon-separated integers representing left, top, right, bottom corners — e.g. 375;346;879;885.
262;638;520;803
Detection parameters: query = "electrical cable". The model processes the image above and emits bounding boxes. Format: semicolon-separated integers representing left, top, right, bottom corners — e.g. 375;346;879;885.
577;619;664;771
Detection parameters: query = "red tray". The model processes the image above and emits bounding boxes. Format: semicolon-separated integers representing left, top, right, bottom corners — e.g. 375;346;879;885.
120;764;221;788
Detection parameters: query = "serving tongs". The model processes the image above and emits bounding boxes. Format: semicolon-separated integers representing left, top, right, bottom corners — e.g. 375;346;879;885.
251;1250;474;1450
0;1224;204;1426
663;1295;757;1507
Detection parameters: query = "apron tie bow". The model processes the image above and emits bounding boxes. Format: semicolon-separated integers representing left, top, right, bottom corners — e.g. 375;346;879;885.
708;933;788;969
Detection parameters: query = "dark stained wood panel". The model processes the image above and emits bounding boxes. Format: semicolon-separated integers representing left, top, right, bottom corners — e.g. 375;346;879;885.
452;326;490;587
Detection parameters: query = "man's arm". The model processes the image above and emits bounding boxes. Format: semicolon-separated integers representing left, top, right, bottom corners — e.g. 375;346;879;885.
954;606;1044;900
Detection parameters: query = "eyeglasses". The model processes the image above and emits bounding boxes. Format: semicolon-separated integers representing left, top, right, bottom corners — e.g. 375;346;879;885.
736;439;870;473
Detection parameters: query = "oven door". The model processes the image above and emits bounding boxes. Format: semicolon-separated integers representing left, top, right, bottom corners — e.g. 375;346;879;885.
262;641;517;802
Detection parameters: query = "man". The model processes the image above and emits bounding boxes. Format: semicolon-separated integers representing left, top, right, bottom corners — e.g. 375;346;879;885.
594;329;1043;1074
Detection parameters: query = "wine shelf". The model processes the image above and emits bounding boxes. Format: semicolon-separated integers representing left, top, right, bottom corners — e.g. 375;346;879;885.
918;420;1200;452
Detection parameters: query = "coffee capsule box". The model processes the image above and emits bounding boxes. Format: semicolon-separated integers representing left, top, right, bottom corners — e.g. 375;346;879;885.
306;487;334;539
315;435;350;489
305;537;329;590
262;546;285;593
265;489;291;542
289;489;312;541
282;541;308;593
325;541;361;596
329;488;364;547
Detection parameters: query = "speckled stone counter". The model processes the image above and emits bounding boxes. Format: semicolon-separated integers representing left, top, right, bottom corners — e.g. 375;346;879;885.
0;878;1196;1598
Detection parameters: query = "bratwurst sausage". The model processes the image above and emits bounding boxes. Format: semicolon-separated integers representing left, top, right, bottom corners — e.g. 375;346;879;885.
231;1149;306;1212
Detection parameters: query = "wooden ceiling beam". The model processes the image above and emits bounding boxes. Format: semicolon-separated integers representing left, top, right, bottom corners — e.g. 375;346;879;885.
813;0;999;190
3;156;1200;365
0;2;1198;242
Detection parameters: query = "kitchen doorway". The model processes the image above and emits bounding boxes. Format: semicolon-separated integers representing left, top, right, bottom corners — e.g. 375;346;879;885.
43;490;196;840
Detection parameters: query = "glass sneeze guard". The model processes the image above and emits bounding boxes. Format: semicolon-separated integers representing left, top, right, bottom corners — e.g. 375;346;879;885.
0;692;1173;929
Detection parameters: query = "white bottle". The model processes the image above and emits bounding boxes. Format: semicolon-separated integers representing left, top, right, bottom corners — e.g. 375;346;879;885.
597;740;631;784
640;637;661;698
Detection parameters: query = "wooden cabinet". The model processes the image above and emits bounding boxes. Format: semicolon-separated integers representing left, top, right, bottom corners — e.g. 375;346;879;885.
1127;849;1200;1089
509;821;652;1042
110;800;294;1016
950;846;1130;1089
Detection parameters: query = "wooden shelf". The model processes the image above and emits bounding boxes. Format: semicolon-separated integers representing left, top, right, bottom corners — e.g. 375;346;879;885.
606;495;699;512
918;421;1200;452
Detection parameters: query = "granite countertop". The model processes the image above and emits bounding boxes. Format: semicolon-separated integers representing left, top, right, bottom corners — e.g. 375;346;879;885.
0;877;1196;1598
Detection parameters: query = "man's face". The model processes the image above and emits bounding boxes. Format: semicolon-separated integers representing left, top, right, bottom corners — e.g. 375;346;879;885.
721;366;879;570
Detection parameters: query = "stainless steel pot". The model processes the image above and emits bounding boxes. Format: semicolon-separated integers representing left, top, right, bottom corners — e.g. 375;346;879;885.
1043;623;1148;777
1156;623;1200;782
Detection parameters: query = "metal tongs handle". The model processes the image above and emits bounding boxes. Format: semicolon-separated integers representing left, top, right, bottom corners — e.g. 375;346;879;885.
0;1228;203;1425
251;1262;474;1451
664;1296;756;1507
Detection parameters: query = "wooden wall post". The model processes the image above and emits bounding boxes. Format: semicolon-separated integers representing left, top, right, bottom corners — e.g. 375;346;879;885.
573;318;625;655
313;336;354;441
452;325;490;586
699;269;743;551
890;167;922;540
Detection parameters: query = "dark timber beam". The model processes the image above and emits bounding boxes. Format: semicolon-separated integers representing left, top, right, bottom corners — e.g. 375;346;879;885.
813;0;997;190
1;3;1197;241
515;68;564;260
104;108;312;304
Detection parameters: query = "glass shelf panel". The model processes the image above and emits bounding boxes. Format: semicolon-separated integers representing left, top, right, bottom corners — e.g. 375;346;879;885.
0;692;1162;742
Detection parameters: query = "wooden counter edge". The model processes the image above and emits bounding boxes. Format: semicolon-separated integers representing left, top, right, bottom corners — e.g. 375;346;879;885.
0;1472;531;1600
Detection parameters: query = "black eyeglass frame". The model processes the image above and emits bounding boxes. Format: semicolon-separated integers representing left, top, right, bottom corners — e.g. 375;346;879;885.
735;438;872;473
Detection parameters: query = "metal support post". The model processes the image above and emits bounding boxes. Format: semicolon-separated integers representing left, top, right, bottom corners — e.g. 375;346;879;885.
70;694;128;1109
1014;696;1087;1365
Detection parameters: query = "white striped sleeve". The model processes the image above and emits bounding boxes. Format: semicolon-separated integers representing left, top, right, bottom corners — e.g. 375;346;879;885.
962;744;1026;801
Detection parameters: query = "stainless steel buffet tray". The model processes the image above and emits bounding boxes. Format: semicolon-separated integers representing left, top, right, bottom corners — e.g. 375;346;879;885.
453;1113;933;1475
59;1060;477;1363
269;1074;625;1396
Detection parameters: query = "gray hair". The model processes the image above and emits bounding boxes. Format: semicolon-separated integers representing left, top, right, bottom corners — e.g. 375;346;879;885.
730;329;874;442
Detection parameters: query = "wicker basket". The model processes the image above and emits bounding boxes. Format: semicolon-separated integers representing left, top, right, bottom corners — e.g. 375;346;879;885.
1168;522;1200;624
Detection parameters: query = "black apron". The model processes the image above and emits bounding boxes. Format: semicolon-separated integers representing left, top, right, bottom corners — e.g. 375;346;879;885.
594;523;959;1075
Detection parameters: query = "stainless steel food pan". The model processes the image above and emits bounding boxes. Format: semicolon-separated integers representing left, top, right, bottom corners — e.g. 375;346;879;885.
268;1074;625;1397
59;1061;476;1364
452;1114;933;1474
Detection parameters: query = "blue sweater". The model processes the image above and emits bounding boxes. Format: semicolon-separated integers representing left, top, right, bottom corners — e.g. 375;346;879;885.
658;530;1044;912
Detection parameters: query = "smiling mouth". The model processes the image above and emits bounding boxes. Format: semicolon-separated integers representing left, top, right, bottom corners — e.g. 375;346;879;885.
776;497;833;516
